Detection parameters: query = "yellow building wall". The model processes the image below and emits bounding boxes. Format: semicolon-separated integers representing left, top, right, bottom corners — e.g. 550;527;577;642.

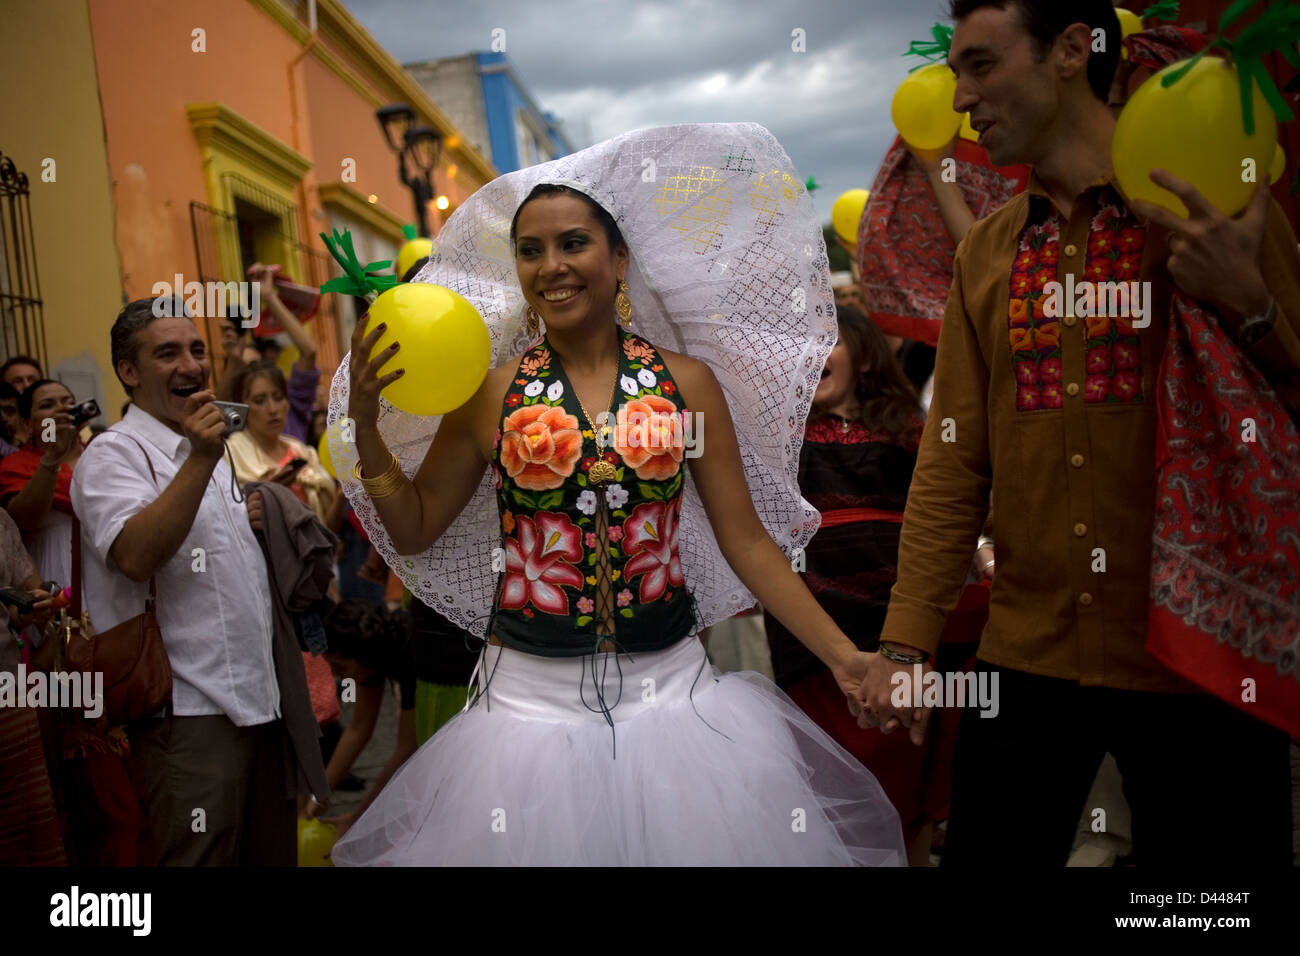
0;0;128;418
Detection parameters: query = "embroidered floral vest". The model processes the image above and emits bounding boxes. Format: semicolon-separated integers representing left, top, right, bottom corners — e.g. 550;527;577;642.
488;327;698;657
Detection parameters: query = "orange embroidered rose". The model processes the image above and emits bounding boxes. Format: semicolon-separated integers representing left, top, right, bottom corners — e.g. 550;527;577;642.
1033;321;1060;349
613;396;683;481
520;349;551;377
499;405;583;490
1009;327;1034;354
1008;298;1029;325
623;337;655;363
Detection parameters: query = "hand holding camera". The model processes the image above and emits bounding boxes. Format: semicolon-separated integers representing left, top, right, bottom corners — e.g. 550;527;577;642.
181;390;232;461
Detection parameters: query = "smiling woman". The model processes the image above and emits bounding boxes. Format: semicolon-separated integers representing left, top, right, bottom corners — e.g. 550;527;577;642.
329;122;909;867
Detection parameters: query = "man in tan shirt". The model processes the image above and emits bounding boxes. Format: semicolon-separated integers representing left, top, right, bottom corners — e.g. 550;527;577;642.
858;0;1297;866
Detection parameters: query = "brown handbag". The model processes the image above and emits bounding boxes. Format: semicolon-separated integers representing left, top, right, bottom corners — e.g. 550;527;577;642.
65;434;172;724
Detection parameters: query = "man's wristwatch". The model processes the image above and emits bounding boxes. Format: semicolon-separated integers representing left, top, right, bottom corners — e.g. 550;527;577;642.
1235;298;1277;350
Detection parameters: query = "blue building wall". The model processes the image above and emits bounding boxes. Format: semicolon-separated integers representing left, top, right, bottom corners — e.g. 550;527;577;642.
476;52;572;172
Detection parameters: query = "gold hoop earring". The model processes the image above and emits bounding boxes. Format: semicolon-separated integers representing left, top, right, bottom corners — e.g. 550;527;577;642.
525;306;541;338
615;280;632;330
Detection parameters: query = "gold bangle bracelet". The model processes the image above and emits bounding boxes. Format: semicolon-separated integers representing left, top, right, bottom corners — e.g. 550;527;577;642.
352;455;407;499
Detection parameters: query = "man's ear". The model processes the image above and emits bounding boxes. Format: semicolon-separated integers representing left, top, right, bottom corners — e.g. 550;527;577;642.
1055;21;1094;85
116;359;141;393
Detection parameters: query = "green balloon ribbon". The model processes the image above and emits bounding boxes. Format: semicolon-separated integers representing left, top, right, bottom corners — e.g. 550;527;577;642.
805;176;820;193
1140;1;1180;22
401;223;418;242
1159;0;1300;136
319;228;398;302
903;23;954;73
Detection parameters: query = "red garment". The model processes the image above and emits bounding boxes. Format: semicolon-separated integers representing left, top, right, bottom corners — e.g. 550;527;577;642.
1147;294;1300;739
0;445;74;513
858;136;1029;345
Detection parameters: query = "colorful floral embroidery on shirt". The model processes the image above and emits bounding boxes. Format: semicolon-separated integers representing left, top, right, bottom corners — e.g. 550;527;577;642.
1008;192;1145;411
491;329;694;640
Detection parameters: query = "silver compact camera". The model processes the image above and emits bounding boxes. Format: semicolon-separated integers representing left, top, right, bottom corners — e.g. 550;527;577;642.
211;400;249;433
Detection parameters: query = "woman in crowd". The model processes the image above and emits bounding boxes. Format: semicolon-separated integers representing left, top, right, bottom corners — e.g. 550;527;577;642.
0;379;82;587
330;123;906;866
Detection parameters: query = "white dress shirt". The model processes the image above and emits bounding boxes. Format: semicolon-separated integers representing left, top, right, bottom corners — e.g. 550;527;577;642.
70;405;279;726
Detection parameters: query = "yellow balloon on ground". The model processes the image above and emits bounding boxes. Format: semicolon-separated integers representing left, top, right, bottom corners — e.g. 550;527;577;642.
892;62;962;151
297;818;336;867
395;237;434;280
831;189;870;244
368;282;491;416
1117;8;1142;60
1270;143;1285;185
1113;57;1276;218
959;112;980;142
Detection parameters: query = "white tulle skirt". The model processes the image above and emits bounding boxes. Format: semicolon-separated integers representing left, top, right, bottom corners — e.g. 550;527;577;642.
331;635;905;866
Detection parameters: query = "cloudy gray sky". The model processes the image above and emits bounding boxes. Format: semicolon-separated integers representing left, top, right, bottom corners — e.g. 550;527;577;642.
341;0;956;224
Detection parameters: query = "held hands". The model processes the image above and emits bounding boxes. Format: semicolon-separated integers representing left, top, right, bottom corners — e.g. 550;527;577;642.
906;136;957;176
847;643;933;746
181;391;228;462
1131;172;1272;324
346;311;404;428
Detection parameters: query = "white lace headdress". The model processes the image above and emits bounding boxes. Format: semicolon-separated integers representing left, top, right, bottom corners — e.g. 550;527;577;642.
327;122;834;637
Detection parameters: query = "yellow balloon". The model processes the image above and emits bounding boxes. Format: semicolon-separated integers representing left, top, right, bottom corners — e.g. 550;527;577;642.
831;189;870;244
891;62;962;152
368;282;491;416
1117;8;1142;60
1113;57;1276;218
959;112;979;143
276;342;298;379
297;818;336;867
1270;143;1285;185
395;237;434;280
316;429;336;480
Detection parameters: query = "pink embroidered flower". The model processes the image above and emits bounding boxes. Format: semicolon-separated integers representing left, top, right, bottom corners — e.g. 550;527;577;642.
1086;346;1111;374
577;596;595;615
1112;371;1140;401
500;512;585;614
607;526;624;542
616;588;633;608
1041;383;1064;408
622;498;685;603
1015;360;1038;386
1112;341;1139;370
584;532;598;549
1016;385;1041;411
1038;356;1062;383
1085;375;1110;403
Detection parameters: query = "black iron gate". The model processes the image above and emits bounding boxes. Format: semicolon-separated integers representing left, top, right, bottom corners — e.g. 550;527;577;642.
0;150;46;369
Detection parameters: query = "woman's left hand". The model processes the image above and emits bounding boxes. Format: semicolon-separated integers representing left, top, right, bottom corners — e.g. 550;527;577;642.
322;810;358;839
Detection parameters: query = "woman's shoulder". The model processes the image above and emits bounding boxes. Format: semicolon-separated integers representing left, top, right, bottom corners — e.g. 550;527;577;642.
648;344;711;388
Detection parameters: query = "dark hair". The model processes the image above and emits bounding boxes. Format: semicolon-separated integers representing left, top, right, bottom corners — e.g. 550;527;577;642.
111;296;192;396
835;306;922;443
231;360;286;404
323;600;409;678
0;355;42;385
401;256;430;283
0;382;18;403
18;378;70;421
510;183;627;254
949;0;1120;102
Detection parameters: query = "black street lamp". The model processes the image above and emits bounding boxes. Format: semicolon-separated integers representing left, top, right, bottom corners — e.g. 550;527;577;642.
376;103;442;238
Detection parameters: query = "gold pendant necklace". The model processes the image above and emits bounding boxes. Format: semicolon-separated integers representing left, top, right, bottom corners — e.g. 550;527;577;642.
573;358;620;486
